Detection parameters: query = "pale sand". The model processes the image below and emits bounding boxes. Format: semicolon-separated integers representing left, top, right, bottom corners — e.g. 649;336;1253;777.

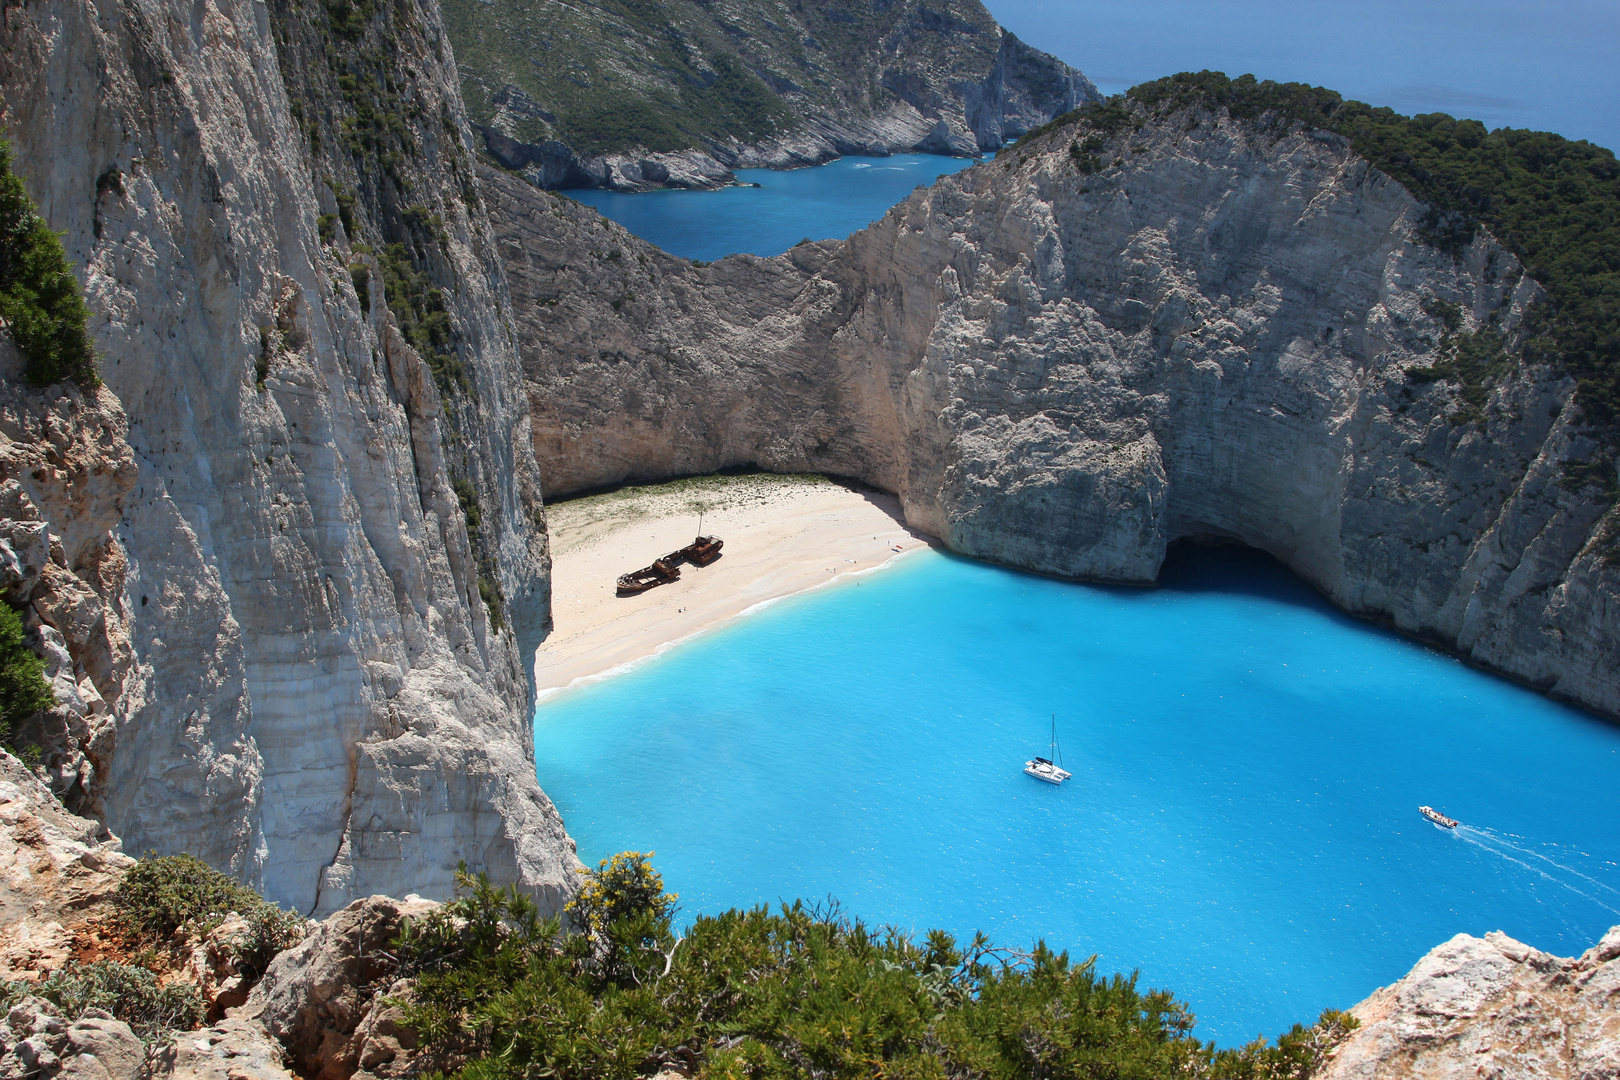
534;474;929;697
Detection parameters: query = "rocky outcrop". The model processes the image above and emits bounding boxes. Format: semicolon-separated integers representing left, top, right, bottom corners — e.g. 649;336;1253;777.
0;751;132;977
447;0;1098;191
0;1000;147;1080
498;101;1620;719
146;1019;299;1080
246;895;438;1080
0;0;579;912
1317;925;1620;1079
0;343;138;822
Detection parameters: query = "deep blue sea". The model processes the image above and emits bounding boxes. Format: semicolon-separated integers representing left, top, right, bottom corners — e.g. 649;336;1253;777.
534;546;1620;1044
570;156;976;264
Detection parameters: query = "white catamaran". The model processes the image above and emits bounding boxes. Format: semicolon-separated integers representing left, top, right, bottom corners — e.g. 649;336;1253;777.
1024;715;1072;785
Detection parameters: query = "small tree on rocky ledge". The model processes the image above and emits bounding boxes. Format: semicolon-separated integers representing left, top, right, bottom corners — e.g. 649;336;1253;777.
0;138;98;388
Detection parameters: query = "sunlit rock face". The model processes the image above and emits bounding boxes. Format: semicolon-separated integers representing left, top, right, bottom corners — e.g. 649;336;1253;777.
0;0;578;913
1317;925;1620;1080
500;105;1618;719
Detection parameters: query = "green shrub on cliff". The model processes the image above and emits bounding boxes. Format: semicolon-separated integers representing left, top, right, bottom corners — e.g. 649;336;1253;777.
0;602;53;749
115;853;305;978
0;138;97;388
0;960;206;1041
396;853;1357;1080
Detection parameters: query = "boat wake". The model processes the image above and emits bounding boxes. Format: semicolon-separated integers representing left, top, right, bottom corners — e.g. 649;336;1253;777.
1453;825;1620;916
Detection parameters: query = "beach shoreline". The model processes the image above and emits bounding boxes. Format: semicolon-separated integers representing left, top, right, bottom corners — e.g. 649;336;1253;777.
533;474;930;700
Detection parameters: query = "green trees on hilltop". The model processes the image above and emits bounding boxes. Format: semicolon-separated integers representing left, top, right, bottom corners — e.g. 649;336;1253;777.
1023;72;1620;485
395;852;1357;1080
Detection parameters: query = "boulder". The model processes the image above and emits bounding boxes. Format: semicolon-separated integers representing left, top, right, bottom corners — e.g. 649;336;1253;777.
246;896;438;1080
146;1020;296;1080
0;1002;142;1080
1317;924;1620;1079
56;1017;144;1080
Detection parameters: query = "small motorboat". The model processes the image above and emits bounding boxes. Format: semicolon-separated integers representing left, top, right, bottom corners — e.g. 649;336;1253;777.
1418;805;1459;829
1024;715;1072;785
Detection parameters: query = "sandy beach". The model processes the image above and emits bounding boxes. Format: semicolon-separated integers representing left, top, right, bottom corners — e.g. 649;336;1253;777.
534;474;929;697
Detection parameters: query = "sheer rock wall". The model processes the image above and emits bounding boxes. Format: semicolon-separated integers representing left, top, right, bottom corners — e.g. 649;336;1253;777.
0;0;578;914
499;105;1619;719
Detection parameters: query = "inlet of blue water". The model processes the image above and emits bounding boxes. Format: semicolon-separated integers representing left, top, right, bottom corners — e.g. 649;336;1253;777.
569;155;976;264
533;545;1620;1044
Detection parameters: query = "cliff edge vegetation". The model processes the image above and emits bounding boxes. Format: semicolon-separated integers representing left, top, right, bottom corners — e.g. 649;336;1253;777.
0;603;52;752
392;854;1359;1080
0;139;96;388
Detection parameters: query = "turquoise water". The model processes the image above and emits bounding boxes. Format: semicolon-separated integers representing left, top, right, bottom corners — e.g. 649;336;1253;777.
987;0;1620;151
569;155;976;263
533;545;1620;1043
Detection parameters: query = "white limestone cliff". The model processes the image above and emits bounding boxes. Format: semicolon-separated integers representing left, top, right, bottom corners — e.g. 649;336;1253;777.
0;0;578;913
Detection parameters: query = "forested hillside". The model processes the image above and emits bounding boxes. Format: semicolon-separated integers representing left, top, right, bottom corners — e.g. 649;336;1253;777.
441;0;1097;189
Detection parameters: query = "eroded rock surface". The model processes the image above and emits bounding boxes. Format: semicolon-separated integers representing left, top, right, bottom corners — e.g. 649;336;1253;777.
0;342;138;820
1318;926;1620;1079
0;751;132;978
247;895;438;1080
499;100;1620;719
146;1019;298;1080
0;0;579;913
0;1001;147;1080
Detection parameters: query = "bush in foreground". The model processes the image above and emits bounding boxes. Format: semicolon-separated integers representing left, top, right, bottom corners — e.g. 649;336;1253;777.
0;961;205;1041
396;853;1357;1080
114;853;305;979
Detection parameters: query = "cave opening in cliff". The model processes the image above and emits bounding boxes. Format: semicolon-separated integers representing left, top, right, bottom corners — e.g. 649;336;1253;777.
1155;538;1341;617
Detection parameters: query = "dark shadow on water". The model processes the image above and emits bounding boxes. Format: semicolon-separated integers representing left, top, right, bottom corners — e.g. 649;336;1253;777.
1154;541;1334;609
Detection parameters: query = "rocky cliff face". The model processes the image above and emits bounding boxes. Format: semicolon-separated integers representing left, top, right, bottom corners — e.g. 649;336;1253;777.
0;0;578;914
446;0;1097;191
499;101;1620;719
1318;925;1620;1079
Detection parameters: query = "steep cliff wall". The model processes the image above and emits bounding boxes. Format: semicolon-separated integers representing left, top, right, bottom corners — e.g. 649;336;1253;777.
500;101;1620;719
448;0;1098;191
0;0;578;913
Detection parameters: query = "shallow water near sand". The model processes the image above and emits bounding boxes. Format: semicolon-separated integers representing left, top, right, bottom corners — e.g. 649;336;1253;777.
569;155;976;263
533;545;1620;1043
